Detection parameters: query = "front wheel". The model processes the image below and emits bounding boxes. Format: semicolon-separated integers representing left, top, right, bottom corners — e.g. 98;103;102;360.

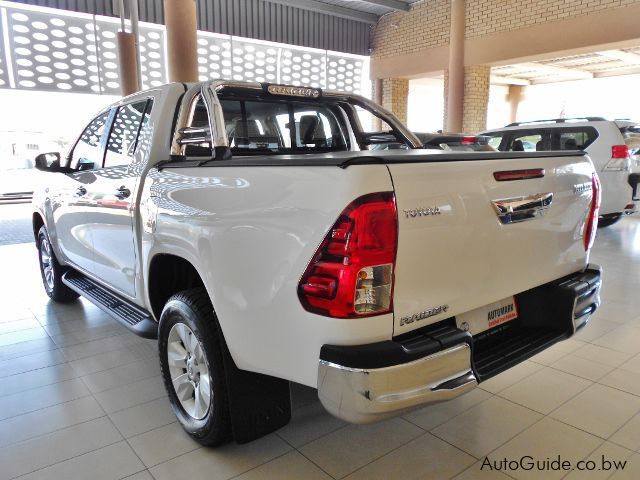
598;213;623;228
37;226;79;302
158;288;231;446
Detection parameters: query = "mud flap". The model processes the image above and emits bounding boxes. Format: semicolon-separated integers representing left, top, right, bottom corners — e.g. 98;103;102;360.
219;339;291;444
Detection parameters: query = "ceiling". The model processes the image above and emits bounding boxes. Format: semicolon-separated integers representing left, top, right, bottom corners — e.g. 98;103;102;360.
491;47;640;85
261;0;415;23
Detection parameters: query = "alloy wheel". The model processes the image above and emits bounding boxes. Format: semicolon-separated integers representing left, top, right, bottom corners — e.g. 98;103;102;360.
166;322;212;420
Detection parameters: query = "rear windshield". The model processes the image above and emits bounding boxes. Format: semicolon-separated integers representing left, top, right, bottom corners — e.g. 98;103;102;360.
188;96;351;156
485;127;598;152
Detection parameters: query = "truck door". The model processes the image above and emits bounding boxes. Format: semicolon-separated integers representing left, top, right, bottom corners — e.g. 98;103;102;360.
85;98;153;298
53;110;111;274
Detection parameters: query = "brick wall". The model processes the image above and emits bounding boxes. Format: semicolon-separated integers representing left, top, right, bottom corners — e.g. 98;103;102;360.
466;0;640;39
372;0;640;58
462;65;490;133
382;78;409;124
371;0;450;59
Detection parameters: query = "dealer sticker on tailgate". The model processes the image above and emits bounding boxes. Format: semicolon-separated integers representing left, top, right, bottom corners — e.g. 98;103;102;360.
455;297;518;335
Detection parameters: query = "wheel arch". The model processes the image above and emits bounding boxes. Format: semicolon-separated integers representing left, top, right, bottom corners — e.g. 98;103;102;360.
147;253;207;320
32;212;45;242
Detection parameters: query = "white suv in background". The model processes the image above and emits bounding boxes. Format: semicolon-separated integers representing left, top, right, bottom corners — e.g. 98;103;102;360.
482;118;640;227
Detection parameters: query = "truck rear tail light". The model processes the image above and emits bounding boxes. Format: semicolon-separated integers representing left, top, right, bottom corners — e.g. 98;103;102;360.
298;192;397;318
583;173;601;251
604;145;631;171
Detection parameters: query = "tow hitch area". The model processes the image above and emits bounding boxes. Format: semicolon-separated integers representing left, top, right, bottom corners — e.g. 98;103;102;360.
318;265;602;422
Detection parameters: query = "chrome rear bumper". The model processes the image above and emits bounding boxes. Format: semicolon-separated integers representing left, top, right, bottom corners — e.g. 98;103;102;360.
317;343;477;424
317;265;602;424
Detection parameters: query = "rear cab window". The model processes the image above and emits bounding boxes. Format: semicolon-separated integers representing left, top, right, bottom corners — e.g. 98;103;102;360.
182;94;351;156
221;98;350;154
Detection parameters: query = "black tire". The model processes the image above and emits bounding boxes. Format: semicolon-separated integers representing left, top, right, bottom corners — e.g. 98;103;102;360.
598;213;623;228
36;226;80;303
158;288;231;446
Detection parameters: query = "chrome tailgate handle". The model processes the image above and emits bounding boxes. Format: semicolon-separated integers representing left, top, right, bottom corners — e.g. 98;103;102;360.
491;192;553;224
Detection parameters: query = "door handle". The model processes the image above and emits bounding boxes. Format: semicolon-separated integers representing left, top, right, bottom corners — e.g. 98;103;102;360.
491;192;553;224
75;186;87;197
115;186;131;199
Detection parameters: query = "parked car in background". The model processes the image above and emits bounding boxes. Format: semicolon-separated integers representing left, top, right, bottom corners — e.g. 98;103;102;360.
482;117;640;227
369;132;495;152
416;133;496;151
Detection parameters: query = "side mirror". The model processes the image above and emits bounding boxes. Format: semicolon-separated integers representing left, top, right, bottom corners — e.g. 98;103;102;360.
34;152;61;171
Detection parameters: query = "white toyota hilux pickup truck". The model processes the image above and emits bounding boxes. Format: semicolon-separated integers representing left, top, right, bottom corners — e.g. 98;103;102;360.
32;80;602;445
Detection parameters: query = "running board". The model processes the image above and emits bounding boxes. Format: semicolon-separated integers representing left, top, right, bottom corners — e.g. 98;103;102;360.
62;270;158;339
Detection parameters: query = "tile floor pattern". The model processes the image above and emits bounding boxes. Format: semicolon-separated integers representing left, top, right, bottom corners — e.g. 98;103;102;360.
1;218;640;479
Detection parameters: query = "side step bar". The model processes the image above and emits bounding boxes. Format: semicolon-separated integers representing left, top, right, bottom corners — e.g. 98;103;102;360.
62;270;158;339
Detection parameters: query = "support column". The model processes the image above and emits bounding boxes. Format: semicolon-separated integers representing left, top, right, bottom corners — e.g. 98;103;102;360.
165;0;198;83
507;85;524;124
445;0;465;132
381;78;409;125
117;32;139;96
462;65;490;133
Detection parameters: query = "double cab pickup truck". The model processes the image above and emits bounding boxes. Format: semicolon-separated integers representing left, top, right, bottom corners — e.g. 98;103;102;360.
32;80;602;445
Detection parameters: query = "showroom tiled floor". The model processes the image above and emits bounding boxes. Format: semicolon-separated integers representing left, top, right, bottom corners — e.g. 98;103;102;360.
1;218;640;479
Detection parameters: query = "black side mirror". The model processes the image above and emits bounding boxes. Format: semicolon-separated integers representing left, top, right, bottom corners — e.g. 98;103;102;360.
34;152;61;171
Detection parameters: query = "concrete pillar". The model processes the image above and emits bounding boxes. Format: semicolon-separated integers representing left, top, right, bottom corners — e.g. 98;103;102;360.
381;78;409;125
445;0;465;132
117;32;139;96
462;65;490;133
508;85;524;124
165;0;198;83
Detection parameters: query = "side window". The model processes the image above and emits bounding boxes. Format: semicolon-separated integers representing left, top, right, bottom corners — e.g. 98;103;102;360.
485;133;504;150
104;99;151;168
556;127;598;150
507;131;546;152
69;111;110;170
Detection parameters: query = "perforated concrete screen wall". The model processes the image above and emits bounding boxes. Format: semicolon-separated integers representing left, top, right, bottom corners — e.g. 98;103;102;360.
0;1;367;95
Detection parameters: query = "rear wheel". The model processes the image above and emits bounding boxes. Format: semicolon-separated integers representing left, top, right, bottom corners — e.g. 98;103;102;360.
598;213;623;228
158;288;231;446
37;226;79;302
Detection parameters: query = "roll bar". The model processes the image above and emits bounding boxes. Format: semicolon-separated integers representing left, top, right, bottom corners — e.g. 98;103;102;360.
171;80;422;157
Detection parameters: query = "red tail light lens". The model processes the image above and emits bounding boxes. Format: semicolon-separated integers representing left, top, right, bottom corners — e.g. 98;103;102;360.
298;192;397;318
461;136;477;145
583;173;601;251
612;145;630;159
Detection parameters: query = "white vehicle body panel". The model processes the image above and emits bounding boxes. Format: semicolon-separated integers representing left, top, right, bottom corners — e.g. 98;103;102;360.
389;156;593;336
143;165;395;385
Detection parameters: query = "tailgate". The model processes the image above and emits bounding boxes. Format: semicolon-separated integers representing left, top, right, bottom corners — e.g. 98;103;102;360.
389;154;595;336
